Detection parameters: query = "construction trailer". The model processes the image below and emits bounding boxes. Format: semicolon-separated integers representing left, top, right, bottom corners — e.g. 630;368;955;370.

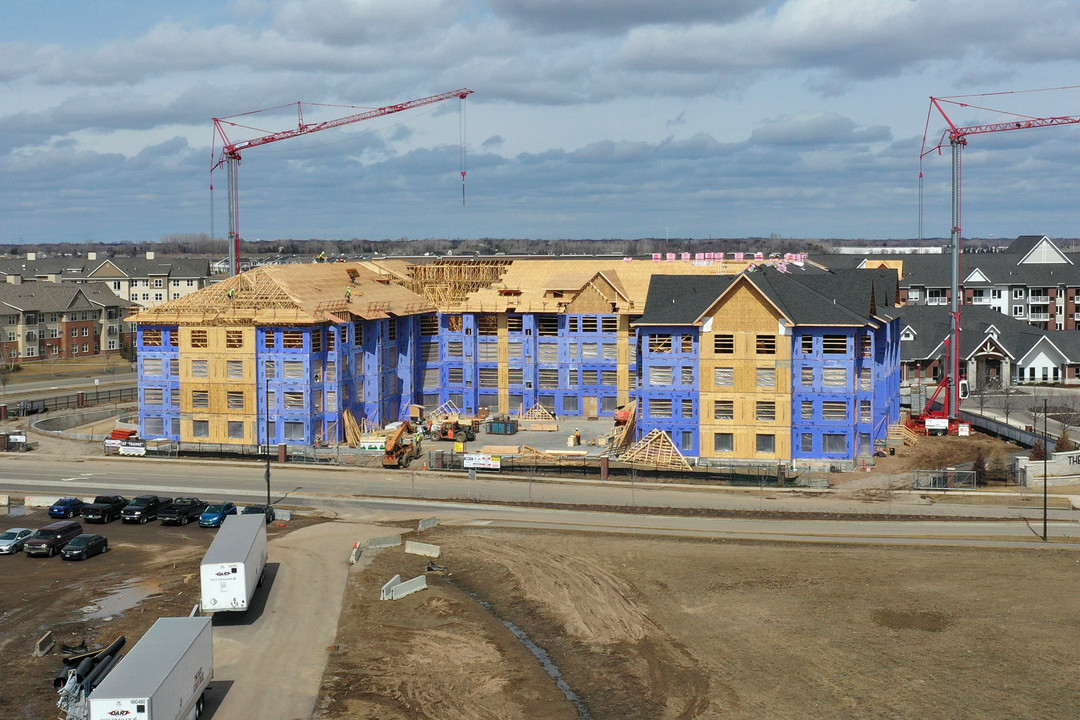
130;255;901;466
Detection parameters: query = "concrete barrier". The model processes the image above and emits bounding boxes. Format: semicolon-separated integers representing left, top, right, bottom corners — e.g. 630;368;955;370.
418;517;438;532
366;534;402;549
390;575;428;600
380;574;402;601
405;541;441;558
22;495;93;509
274;508;293;521
33;631;54;657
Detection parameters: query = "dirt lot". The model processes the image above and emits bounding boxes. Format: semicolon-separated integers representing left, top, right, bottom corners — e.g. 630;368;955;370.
0;509;320;720
318;526;1080;720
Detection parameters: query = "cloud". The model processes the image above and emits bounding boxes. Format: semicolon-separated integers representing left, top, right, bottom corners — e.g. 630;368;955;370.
750;114;891;146
487;0;769;35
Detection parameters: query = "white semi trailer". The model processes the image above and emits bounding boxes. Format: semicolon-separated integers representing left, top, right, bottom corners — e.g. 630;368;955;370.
88;617;212;720
199;513;268;613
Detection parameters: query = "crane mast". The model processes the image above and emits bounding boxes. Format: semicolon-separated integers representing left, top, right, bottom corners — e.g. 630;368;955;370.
212;88;474;276
920;93;1080;422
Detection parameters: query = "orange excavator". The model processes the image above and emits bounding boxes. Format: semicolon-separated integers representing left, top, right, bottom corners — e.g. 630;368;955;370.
382;421;422;469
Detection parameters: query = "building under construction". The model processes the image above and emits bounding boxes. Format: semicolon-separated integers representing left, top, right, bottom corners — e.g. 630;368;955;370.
130;253;901;464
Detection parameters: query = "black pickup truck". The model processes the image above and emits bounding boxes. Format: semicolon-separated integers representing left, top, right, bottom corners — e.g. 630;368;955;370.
120;495;172;524
158;497;208;526
81;495;128;524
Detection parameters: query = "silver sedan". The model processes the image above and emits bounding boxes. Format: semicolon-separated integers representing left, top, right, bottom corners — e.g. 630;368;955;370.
0;528;33;554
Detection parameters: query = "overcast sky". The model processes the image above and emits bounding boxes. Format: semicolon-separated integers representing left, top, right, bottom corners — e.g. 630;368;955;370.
4;0;1080;246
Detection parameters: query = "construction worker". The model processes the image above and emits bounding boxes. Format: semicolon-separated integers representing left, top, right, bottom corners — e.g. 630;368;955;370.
344;286;352;302
574;428;581;445
227;288;236;299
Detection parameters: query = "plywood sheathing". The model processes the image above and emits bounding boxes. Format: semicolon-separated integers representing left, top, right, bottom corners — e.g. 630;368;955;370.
127;262;433;326
619;428;691;471
444;259;780;313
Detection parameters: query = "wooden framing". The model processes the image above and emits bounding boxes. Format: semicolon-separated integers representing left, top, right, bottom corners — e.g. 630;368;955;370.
619;428;692;470
519;402;556;421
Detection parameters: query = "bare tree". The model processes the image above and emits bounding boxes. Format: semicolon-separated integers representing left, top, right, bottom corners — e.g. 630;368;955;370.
973;370;1000;416
996;383;1020;425
1027;388;1054;433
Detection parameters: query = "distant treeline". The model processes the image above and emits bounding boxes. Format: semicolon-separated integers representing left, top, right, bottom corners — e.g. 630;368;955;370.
2;233;1066;259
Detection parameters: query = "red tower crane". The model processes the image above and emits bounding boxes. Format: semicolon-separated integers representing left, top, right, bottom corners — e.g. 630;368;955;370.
212;88;474;276
918;92;1080;426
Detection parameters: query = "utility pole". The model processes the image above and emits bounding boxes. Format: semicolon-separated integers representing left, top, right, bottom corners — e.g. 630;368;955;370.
265;375;272;506
1043;397;1049;542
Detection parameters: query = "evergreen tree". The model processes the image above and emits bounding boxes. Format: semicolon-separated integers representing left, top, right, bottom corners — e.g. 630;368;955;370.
971;449;987;486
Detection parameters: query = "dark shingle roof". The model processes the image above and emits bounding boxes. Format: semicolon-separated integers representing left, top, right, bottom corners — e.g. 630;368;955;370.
0;282;132;314
633;275;735;326
634;266;900;328
897;304;1046;362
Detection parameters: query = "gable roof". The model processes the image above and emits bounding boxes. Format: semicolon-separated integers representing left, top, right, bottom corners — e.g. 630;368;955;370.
633;266;899;328
897;304;1045;362
1000;235;1074;265
0;282;132;314
129;262;432;326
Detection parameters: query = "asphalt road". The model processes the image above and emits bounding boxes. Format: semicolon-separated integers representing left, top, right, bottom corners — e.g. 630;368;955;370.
2;455;1078;545
205;521;377;720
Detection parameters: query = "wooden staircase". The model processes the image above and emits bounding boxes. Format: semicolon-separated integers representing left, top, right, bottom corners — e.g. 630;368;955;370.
888;423;919;446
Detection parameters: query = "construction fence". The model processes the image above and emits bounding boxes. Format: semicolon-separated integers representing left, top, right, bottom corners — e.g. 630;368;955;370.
913;468;977;490
426;449;824;487
2;387;137;418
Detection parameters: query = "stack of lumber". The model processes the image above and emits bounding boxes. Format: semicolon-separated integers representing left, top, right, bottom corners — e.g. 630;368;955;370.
343;410;365;447
526;422;559;431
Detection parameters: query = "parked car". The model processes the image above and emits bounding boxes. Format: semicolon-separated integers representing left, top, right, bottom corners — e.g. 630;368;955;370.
0;528;33;555
159;497;209;526
60;533;109;561
121;495;172;524
199;502;237;528
82;495;128;523
48;498;86;519
241;504;276;524
24;520;82;557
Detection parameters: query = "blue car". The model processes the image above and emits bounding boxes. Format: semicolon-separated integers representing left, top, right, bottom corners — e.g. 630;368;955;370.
49;498;86;519
199;502;237;528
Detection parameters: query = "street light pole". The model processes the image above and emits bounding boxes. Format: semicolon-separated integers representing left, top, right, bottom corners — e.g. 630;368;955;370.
1043;397;1048;542
265;376;272;506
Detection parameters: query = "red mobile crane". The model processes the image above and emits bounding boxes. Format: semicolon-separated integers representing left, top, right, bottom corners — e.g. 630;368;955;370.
212;88;474;276
916;92;1080;431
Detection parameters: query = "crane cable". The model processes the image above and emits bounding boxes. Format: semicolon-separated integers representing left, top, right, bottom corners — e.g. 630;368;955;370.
460;95;468;206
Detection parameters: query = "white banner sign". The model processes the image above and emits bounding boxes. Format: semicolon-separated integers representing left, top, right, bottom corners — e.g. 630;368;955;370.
463;454;500;470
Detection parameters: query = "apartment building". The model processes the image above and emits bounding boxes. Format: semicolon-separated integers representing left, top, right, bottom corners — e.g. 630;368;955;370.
633;269;901;462
826;235;1080;330
0;283;135;362
0;251;210;310
131;257;901;464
